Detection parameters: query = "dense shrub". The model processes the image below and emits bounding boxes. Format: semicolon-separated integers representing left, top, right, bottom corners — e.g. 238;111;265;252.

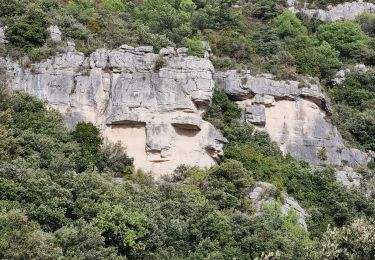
317;20;370;60
5;8;48;48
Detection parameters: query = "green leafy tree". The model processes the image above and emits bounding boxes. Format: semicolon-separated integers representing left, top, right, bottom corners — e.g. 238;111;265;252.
54;219;124;259
317;20;369;59
5;7;48;48
296;41;342;79
308;218;375;259
93;203;149;256
71;122;103;172
272;11;307;39
0;209;63;259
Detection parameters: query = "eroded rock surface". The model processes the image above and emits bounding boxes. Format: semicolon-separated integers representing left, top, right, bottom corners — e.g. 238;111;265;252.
0;27;8;44
248;182;308;229
335;166;363;188
1;44;227;177
215;70;369;167
289;1;375;21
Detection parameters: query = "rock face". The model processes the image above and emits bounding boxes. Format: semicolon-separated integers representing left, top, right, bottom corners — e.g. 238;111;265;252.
47;25;62;42
335;166;364;189
0;27;8;44
215;70;369;167
289;1;375;21
248;182;308;229
1;43;227;177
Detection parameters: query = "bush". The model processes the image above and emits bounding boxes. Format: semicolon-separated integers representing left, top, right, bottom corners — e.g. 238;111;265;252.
317;20;369;60
5;8;48;48
184;38;205;57
71;122;102;172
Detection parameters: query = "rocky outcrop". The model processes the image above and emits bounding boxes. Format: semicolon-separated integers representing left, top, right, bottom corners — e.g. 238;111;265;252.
335;166;363;188
215;70;369;167
332;64;368;85
289;1;375;21
47;25;62;42
248;182;308;229
0;27;8;44
1;43;227;177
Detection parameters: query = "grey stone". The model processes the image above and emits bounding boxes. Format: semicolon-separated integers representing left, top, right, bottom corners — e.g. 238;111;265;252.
171;116;202;130
177;47;188;56
290;1;375;21
335;166;363;188
253;94;275;107
47;25;62;42
135;46;154;53
245;105;266;126
3;44;223;177
67;41;76;52
248;182;307;229
119;44;135;51
0;27;8;44
159;47;176;56
216;70;369;168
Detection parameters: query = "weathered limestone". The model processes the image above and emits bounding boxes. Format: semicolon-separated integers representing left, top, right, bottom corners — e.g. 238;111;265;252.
333;64;368;85
289;1;375;21
0;27;8;44
248;182;307;229
215;70;369;167
47;25;62;42
245;105;266;126
335;166;363;188
1;43;227;177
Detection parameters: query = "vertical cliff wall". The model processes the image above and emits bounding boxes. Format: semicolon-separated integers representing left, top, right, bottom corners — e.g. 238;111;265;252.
1;44;227;177
1;43;369;175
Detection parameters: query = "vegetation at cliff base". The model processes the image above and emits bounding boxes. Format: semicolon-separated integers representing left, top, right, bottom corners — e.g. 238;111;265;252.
0;86;374;259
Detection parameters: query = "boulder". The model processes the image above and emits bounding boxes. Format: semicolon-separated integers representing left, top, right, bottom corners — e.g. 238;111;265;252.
248;182;307;229
335;166;362;188
245;105;266;126
0;27;8;44
47;25;62;42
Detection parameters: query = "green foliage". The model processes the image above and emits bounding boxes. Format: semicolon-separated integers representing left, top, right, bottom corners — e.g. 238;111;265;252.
244;0;286;20
317;20;370;59
5;7;48;48
184;38;205;57
307;218;375;259
272;10;307;39
328;69;375;150
71;122;102;172
94;203;149;256
356;12;375;38
296;41;342;79
0;209;63;259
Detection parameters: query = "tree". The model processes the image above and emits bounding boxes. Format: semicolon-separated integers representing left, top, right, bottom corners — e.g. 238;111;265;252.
308;218;375;259
0;209;63;259
54;219;124;259
272;11;307;39
296;41;342;79
5;7;48;48
71;122;103;172
317;20;369;59
93;203;149;257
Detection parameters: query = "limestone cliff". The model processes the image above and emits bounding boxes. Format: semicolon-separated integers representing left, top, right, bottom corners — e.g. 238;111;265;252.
1;43;227;177
215;70;369;167
0;42;369;176
288;0;375;21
